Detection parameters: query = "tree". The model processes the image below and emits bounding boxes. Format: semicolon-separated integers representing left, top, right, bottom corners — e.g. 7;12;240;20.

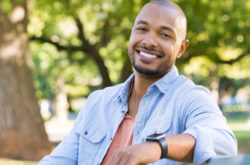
177;0;250;102
28;0;249;114
0;0;52;160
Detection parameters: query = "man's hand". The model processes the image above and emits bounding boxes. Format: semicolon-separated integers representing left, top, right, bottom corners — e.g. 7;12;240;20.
106;141;161;165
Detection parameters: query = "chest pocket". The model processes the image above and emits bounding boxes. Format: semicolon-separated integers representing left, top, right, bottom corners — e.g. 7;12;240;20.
76;120;107;165
141;119;172;141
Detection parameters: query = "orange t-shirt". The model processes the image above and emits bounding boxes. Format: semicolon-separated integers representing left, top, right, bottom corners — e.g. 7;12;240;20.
101;113;135;164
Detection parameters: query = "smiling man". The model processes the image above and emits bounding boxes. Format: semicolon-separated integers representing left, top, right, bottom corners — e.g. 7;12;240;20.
39;0;237;165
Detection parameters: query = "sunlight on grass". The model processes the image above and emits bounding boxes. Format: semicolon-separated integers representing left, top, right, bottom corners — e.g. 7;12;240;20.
0;158;37;165
228;122;250;131
228;117;250;153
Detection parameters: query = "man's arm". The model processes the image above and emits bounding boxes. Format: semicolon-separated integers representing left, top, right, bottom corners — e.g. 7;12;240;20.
38;131;80;165
165;134;195;162
106;87;237;165
38;91;100;165
106;134;195;165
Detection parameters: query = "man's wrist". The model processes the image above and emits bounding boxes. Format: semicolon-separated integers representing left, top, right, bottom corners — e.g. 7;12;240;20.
146;134;168;159
145;141;162;160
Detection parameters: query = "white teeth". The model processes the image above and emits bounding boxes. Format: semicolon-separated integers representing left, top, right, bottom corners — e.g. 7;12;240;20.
140;51;157;59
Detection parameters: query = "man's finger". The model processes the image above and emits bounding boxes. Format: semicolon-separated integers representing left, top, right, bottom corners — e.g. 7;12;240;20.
106;149;124;165
117;154;130;165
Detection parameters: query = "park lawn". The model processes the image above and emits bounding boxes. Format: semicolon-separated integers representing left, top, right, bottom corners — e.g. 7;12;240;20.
0;158;37;165
234;130;250;153
227;114;250;153
229;122;250;153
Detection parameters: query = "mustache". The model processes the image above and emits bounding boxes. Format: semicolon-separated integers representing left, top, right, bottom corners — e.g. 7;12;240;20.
136;46;163;55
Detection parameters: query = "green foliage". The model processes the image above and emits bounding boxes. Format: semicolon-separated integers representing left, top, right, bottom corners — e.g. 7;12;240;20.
179;0;250;79
0;0;12;13
30;41;98;99
0;0;26;14
28;0;250;99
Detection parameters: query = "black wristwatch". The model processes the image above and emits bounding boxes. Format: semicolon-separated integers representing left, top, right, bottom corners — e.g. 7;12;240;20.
146;134;168;159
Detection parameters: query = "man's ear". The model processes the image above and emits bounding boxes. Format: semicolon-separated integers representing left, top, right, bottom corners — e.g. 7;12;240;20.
177;39;189;58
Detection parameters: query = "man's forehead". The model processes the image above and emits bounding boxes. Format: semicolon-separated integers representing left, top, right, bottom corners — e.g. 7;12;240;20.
135;3;179;26
140;2;178;19
134;2;187;39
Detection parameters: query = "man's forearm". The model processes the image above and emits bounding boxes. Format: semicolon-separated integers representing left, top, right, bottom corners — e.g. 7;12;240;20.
106;134;196;165
162;134;195;162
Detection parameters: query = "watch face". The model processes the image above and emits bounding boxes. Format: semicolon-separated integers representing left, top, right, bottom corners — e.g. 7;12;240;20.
147;134;165;140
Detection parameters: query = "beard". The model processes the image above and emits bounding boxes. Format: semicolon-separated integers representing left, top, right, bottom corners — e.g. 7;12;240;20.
128;46;173;77
132;59;162;77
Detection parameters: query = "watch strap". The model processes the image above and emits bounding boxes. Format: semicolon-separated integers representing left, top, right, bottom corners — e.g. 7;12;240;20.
146;134;168;159
157;135;168;159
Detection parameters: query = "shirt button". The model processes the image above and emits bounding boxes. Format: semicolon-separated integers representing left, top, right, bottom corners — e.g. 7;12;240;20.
84;131;88;135
121;110;125;113
110;137;113;141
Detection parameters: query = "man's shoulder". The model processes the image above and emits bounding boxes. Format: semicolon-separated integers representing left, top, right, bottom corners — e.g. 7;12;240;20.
77;83;125;120
176;75;211;96
174;76;215;107
88;83;124;101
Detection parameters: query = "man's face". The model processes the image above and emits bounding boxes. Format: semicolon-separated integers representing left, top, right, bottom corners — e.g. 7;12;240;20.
128;3;188;77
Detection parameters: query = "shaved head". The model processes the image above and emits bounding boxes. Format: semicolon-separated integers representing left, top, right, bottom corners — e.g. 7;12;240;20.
140;0;187;41
128;0;189;77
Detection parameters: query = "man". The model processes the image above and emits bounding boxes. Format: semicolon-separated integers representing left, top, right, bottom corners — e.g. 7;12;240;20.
39;0;237;164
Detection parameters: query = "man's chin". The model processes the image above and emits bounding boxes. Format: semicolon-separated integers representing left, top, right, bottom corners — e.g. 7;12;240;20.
133;63;161;77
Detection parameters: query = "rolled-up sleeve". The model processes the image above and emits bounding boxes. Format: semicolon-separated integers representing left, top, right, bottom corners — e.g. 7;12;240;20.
182;86;237;164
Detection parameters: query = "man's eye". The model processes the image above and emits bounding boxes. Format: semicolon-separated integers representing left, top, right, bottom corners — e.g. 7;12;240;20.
136;27;146;31
160;33;169;38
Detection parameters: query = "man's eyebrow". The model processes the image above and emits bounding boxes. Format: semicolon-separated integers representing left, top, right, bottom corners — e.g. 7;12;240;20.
161;26;175;34
135;20;175;32
135;20;148;25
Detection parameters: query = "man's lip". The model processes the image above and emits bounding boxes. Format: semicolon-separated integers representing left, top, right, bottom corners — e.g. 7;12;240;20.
135;47;163;58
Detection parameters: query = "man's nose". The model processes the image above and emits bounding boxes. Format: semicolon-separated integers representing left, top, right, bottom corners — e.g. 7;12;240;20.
142;32;158;47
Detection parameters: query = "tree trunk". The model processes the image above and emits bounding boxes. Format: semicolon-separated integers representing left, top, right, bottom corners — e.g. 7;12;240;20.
0;2;52;160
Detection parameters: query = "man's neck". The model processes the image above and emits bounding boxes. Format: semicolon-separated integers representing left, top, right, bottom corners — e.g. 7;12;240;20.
133;72;163;98
127;72;164;118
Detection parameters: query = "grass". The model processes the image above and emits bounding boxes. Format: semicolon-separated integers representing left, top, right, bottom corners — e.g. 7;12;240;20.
227;115;250;153
0;158;37;165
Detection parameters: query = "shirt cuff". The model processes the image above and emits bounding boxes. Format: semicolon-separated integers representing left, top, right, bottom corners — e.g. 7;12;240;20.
38;155;76;165
183;125;216;164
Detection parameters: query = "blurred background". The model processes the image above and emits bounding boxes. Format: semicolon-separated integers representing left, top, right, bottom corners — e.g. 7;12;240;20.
0;0;249;164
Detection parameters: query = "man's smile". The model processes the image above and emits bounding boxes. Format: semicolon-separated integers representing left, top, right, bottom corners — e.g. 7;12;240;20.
140;51;157;59
135;46;163;61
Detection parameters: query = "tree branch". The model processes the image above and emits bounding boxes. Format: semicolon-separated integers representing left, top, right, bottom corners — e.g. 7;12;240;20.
30;36;82;52
73;16;112;87
74;16;93;51
177;51;202;64
179;49;249;65
100;19;111;47
215;50;249;64
30;17;114;87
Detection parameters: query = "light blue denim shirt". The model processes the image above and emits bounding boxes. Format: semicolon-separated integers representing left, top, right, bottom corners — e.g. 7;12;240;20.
39;66;237;165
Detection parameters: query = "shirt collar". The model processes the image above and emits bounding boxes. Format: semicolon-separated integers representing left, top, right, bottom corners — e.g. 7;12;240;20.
116;73;135;105
115;66;179;104
150;66;179;94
